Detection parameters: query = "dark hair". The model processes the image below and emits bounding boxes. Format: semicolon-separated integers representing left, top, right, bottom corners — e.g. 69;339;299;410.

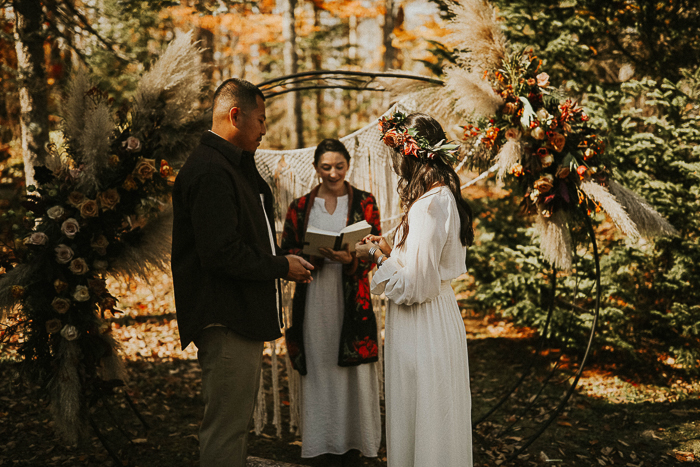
313;138;351;166
213;78;265;114
392;113;474;248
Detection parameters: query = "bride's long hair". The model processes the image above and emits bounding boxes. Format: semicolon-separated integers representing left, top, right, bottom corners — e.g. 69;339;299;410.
391;113;474;249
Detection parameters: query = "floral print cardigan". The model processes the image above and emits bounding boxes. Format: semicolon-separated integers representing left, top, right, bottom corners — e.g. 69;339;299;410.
281;182;381;375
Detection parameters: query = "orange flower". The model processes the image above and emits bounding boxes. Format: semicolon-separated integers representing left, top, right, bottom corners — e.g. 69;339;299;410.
549;132;566;152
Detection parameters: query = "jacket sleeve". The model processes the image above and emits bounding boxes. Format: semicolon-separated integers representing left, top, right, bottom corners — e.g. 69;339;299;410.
189;170;289;280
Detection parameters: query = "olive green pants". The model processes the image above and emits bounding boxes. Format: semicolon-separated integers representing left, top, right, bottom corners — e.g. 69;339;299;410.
195;326;264;467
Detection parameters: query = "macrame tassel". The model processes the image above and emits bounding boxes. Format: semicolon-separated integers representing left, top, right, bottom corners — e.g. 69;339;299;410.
253;368;266;435
286;353;301;435
271;339;282;438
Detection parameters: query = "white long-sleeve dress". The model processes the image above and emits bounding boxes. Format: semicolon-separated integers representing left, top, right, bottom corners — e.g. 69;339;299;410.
371;186;472;467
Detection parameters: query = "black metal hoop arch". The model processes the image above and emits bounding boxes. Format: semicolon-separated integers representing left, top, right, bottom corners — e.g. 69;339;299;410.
257;70;444;98
258;70;601;461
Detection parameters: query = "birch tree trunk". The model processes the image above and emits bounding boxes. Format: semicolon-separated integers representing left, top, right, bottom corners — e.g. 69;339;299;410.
282;0;303;148
12;0;49;188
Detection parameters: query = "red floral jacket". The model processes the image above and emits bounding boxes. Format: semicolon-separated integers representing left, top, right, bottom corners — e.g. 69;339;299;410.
281;182;381;375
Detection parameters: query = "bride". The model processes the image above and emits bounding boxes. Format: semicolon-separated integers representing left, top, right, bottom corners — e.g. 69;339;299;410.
356;112;474;467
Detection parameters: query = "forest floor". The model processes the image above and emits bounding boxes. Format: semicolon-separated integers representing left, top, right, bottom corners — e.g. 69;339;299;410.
1;273;699;466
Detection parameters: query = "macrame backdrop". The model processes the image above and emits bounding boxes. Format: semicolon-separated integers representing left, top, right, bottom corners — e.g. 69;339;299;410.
251;103;411;436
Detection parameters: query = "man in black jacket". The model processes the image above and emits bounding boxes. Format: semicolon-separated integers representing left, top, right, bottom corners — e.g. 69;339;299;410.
172;78;313;466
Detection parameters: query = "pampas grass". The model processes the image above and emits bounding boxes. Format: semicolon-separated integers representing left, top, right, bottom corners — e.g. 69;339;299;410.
98;333;127;382
444;67;504;119
580;178;640;238
535;210;573;271
133;31;205;130
494;139;522;180
62;69;91;148
446;0;508;73
109;208;173;280
77;99;114;190
50;340;86;444
607;180;678;238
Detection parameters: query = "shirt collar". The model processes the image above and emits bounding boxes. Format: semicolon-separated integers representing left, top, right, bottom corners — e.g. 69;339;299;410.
201;130;255;166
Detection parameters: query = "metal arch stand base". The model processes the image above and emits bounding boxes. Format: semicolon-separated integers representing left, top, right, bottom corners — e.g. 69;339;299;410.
506;215;601;461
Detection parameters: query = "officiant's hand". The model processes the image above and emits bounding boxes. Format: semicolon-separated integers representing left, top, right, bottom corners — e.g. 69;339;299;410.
318;245;353;264
285;255;314;283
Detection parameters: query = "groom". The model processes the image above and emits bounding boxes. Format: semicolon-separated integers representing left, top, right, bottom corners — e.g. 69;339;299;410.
171;78;313;466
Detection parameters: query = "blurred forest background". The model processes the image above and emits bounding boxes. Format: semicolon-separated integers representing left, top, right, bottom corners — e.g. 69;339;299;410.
1;0;700;464
2;0;699;371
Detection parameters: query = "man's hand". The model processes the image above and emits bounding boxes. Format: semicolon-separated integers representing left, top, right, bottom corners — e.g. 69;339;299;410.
284;255;314;283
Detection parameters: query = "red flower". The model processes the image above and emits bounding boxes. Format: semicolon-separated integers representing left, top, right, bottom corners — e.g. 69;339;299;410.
353;336;378;359
403;139;420;157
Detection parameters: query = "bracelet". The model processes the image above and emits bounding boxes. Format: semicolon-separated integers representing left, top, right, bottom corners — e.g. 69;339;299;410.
368;245;378;259
376;254;388;266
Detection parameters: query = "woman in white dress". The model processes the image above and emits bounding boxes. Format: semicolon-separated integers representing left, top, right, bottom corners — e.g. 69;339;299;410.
281;139;383;466
356;112;474;467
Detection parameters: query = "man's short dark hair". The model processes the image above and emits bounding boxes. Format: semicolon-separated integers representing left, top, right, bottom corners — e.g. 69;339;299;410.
213;78;265;114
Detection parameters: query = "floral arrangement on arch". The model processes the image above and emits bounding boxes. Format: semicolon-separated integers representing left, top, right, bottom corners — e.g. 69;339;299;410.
0;33;207;443
381;0;677;270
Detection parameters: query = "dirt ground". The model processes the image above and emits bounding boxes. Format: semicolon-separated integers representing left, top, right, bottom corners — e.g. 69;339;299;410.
1;275;699;466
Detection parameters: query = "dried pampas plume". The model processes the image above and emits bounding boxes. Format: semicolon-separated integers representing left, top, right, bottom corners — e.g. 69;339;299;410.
446;0;508;73
494;139;522;180
50;340;87;444
579;179;640;238
133;31;205;130
109;208;174;281
62;68;91;147
607;180;678;238
535;210;573;271
443;67;504;119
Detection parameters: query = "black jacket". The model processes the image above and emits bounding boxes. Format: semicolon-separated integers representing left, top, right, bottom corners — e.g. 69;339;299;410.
171;131;289;349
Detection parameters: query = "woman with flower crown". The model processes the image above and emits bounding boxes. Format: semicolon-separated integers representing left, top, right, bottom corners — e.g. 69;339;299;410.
356;112;474;467
281;138;383;466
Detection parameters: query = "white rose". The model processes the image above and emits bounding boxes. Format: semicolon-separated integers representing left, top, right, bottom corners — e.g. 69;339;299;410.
60;325;79;341
47;205;65;220
531;126;545;140
61;218;80;238
540;154;554;168
73;285;90;302
55;244;74;264
24;232;48;246
123;136;142;152
536;108;550;121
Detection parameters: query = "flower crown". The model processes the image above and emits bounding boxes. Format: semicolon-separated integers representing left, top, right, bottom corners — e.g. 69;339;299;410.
378;111;460;164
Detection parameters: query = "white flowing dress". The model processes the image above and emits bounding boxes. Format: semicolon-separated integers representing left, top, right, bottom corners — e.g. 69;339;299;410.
300;194;382;458
371;186;472;467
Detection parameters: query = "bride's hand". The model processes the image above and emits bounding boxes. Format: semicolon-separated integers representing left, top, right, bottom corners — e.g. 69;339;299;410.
361;235;392;256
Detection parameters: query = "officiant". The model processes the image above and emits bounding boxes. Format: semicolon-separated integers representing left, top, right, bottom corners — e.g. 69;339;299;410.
281;138;382;465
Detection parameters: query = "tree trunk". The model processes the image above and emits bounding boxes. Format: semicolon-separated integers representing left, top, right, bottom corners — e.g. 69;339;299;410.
312;3;323;139
12;0;49;188
282;0;303;148
382;0;396;71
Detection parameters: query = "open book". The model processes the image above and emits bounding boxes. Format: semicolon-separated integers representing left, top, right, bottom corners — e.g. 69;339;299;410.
302;220;372;256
